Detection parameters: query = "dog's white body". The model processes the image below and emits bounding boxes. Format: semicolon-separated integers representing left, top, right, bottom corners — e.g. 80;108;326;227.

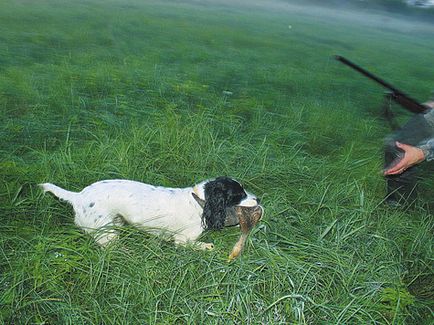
40;178;259;248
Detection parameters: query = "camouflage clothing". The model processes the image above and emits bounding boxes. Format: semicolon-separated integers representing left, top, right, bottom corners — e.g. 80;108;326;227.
384;108;434;203
417;109;434;161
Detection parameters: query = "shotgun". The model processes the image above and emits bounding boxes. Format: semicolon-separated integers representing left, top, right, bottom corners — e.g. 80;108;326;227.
335;55;428;114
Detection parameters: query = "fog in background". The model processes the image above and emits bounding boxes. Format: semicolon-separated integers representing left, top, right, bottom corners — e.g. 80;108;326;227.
180;0;434;33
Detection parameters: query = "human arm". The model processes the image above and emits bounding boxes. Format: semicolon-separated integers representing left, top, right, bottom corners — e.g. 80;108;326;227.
383;100;434;176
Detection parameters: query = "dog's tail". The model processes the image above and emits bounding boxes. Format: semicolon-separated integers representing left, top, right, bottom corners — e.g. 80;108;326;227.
39;183;78;204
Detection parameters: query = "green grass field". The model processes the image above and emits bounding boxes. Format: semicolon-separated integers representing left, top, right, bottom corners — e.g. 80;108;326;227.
1;0;433;323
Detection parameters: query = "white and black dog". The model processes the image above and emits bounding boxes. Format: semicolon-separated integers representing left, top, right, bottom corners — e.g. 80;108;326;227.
40;177;262;249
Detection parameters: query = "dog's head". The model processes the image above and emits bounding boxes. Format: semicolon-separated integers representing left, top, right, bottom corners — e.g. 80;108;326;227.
192;176;261;230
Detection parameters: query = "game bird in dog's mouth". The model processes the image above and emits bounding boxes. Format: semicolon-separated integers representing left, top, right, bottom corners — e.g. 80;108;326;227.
40;177;263;258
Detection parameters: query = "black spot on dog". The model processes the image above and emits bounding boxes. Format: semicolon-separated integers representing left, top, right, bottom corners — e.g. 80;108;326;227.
89;202;95;208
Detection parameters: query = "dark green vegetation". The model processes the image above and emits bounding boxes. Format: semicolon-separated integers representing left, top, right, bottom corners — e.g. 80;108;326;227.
1;0;433;323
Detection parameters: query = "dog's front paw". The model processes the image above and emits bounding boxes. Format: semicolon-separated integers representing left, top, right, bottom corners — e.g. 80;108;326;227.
197;242;214;250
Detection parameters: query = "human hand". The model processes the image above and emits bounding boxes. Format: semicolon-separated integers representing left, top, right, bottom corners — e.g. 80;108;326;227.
424;101;434;109
383;141;425;176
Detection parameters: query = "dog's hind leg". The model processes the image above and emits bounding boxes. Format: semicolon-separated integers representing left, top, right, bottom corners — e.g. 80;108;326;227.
79;213;123;247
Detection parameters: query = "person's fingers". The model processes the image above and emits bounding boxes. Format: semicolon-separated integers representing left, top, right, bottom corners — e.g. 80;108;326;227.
385;167;406;175
384;158;408;175
391;158;407;170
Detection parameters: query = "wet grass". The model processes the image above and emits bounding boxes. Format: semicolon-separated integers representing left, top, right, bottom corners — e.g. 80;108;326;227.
1;0;433;323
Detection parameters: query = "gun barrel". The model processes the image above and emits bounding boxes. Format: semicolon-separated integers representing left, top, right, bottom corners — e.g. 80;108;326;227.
335;55;427;114
335;55;397;91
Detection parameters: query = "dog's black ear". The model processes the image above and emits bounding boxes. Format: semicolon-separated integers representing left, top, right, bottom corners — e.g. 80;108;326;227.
201;177;247;230
202;182;227;230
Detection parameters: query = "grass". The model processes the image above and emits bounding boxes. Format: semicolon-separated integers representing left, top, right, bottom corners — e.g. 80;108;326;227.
1;0;433;323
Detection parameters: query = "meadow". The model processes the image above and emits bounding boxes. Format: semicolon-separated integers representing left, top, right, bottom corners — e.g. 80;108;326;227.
1;0;433;323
